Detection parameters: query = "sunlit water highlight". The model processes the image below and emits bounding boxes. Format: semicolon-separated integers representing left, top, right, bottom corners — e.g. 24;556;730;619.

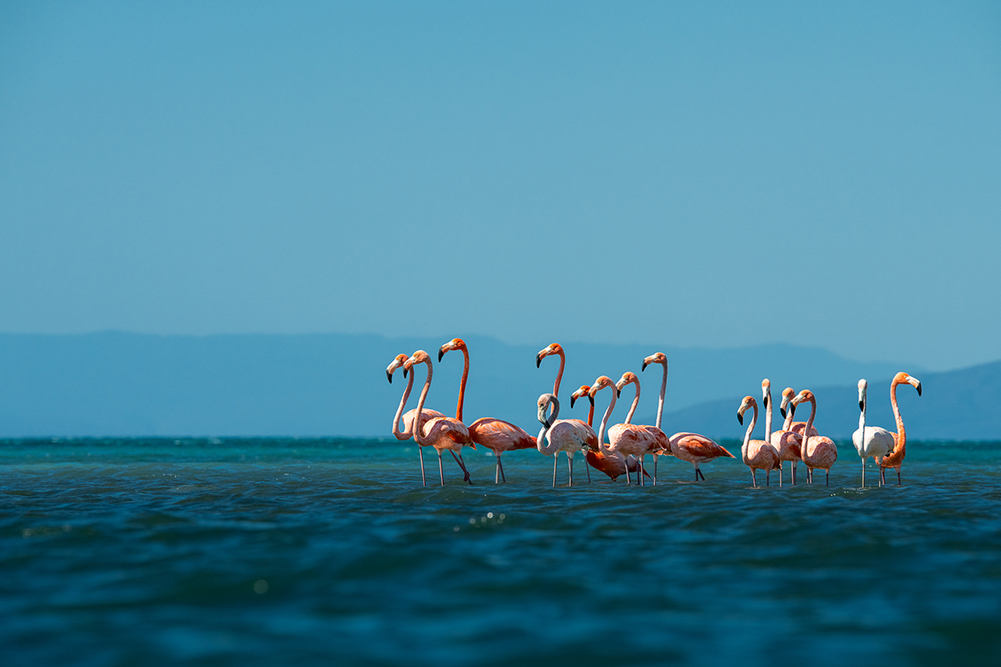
2;438;1000;666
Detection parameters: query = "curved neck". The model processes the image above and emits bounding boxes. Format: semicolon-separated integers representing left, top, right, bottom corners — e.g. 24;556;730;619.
552;350;565;398
741;404;758;460
587;401;595;427
455;346;469;422
656;363;666;430
392;370;416;439
804;396;817;437
596;389;617;452
624;380;640;424
537;396;559;454
413;359;433;446
763;388;772;441
890;380;906;450
783;403;794;431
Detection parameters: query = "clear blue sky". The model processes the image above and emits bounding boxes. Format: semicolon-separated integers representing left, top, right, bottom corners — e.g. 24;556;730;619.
1;1;999;371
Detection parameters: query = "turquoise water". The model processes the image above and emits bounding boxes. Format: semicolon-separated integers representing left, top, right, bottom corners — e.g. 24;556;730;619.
2;438;1000;666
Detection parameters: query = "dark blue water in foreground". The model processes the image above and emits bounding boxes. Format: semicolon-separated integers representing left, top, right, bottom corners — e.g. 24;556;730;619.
2;438;1001;666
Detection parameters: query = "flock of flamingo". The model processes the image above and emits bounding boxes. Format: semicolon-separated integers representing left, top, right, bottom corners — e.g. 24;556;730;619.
387;339;922;489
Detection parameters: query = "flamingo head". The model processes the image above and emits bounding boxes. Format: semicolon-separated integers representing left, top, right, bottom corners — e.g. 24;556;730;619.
570;384;593;410
438;337;467;362
403;349;431;372
536;342;563;368
761;378;771;408
737;395;757;425
386;354;410;383
857;379;868;412
615;372;639;393
642;352;667;372
589;375;620;399
791;389;815;407
893;372;922;396
537;393;559;427
779;387;795;419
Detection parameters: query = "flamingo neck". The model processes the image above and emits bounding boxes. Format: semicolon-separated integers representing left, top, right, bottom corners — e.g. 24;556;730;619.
392;370;416;439
656;362;666;430
858;394;867;434
553;350;565;398
783;403;794;431
890;379;906;453
596;389;617;453
624;380;639;424
455;346;469;422
537;396;559;455
587;402;595;427
804;396;817;441
763;388;772;442
741;404;757;462
413;359;433;446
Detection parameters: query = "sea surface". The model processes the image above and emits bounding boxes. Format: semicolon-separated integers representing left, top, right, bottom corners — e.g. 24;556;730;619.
2;438;1000;666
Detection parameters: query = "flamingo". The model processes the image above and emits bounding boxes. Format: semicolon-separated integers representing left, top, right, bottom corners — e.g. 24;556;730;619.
607;372;669;486
571;384;646;483
770;387;803;486
781;387;818;439
737;395;781;487
438;338;536;484
386;353;446;486
851;379;894;488
536;342;595;485
642;352;673;484
404;350;474;486
873;372;923;486
789;390;838;485
536;392;596;487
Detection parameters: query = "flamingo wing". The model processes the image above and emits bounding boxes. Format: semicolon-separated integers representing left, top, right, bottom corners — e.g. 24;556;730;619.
671;432;735;459
469;418;536;452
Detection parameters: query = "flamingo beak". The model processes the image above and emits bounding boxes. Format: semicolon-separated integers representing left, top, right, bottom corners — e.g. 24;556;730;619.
536;352;543;368
438;349;444;362
642;360;649;371
616;388;621;398
589;395;594;407
915;381;923;396
859;399;864;411
737;411;744;426
570;394;578;409
386;369;393;384
763;394;769;408
779;407;786;418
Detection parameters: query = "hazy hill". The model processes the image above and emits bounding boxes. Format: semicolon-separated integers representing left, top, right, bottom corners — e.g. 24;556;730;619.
654;361;1001;441
0;332;940;438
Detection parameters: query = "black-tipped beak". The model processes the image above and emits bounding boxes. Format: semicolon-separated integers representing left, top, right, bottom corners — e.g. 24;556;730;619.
588;396;594;407
386;370;393;384
737;411;744;425
616;389;621;398
859;400;864;411
570;395;577;409
642;361;649;371
437;348;445;362
780;407;787;419
536;353;542;368
764;394;769;408
403;367;408;378
916;382;922;397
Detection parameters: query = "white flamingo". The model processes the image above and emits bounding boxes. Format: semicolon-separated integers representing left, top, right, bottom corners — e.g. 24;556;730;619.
851;379;895;488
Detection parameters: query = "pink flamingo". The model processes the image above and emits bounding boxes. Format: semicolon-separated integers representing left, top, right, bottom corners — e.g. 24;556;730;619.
607;372;669;486
536;343;595;485
571;384;644;483
789;390;838;485
386;353;446;486
438;338;536;484
642;352;673;484
770;386;804;486
405;350;475;486
780;386;818;439
536;392;597;487
737;395;781;487
874;372;923;486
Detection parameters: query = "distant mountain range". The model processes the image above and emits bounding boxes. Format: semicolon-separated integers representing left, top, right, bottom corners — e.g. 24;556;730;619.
0;331;992;440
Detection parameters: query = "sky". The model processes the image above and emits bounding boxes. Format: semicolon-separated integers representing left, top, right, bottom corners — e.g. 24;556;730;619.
1;1;999;372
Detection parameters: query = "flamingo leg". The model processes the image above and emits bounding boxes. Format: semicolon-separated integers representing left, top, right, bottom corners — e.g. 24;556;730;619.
585;457;591;483
897;469;902;486
766;469;771;487
456;452;472;484
623;455;631;485
861;458;865;488
568;452;574;488
778;463;783;488
826;469;829;486
495;454;501;484
419;445;427;487
498;455;507;483
653;455;658;486
552;453;558;488
438;450;445;486
751;469;757;487
640;455;646;487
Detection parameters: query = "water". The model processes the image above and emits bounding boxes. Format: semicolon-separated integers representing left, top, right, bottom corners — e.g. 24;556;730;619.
2;438;1000;666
